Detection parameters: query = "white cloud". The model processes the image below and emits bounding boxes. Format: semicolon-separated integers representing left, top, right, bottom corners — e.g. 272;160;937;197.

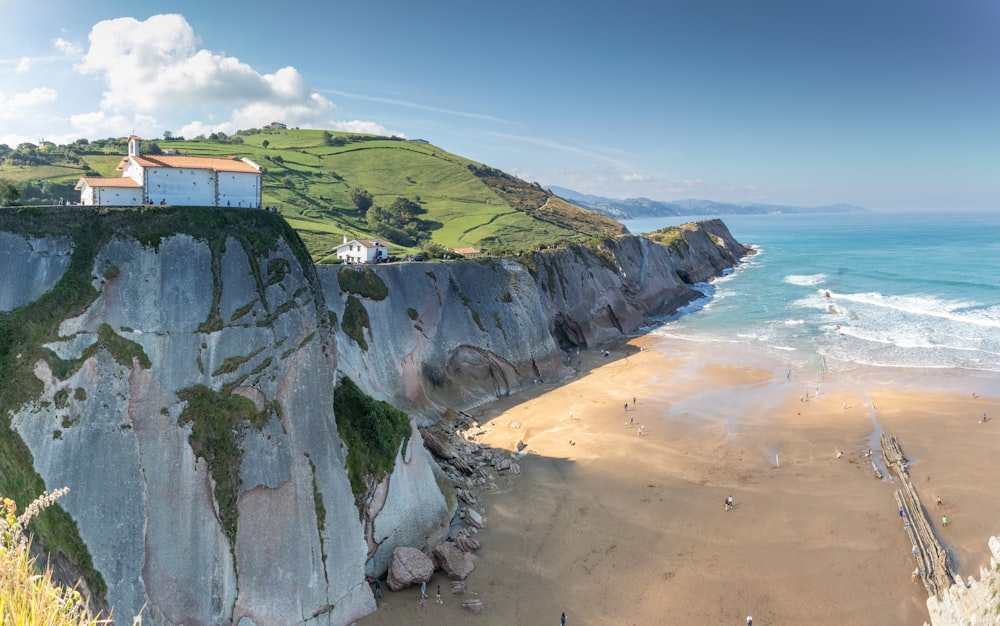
15;57;30;74
0;87;58;120
53;38;83;57
622;172;650;182
331;120;405;137
69;110;158;139
75;14;338;132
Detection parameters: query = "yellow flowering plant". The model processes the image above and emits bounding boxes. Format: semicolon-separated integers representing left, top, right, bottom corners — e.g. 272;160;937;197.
0;488;111;625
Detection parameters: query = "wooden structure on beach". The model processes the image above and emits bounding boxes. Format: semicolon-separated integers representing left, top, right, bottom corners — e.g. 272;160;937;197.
880;433;955;597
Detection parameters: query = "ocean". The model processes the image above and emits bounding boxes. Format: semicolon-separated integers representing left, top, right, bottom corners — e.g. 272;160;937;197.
622;211;1000;380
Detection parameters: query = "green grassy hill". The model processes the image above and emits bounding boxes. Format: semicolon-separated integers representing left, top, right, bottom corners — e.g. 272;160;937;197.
0;130;625;261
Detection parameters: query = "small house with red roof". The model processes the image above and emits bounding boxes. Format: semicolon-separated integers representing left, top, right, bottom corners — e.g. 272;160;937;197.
75;136;262;207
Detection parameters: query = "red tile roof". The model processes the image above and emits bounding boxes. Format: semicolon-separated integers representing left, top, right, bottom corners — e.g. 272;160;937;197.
130;154;260;173
75;177;142;189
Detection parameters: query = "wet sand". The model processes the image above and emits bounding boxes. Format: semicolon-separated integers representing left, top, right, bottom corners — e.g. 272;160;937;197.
360;336;1000;625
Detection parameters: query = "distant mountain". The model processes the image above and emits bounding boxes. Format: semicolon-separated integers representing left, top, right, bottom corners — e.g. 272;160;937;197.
547;186;866;220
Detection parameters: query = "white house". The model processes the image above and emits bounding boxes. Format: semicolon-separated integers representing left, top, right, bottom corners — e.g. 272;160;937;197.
335;237;388;264
75;136;262;207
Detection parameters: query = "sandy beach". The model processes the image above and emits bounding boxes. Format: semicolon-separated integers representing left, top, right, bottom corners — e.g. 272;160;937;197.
360;336;1000;626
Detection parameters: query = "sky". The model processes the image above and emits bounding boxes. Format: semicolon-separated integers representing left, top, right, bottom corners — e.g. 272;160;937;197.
1;0;998;211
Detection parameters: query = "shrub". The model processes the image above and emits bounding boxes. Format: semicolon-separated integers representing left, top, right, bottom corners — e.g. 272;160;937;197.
337;266;388;300
333;377;411;501
341;296;370;351
176;385;268;545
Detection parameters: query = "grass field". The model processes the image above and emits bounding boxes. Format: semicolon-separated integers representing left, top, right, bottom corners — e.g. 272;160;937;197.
0;129;626;260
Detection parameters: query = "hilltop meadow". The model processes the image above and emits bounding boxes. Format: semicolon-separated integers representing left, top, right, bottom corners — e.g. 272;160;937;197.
0;129;625;261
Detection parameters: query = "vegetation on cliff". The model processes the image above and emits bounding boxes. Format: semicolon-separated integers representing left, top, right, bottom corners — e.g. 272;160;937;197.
337;266;389;300
0;129;627;260
176;385;269;545
332;376;411;503
0;206;320;598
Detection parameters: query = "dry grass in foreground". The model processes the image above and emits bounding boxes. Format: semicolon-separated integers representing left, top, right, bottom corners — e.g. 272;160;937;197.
1;488;112;625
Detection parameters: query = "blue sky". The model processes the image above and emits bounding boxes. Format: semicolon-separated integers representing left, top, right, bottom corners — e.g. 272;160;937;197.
1;0;998;211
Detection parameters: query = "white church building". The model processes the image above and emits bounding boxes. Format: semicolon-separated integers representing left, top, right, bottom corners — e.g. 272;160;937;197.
75;136;262;208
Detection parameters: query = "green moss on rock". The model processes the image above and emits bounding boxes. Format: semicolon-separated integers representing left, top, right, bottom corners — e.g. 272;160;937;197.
337;266;388;300
333;376;411;502
176;384;268;545
341;296;370;351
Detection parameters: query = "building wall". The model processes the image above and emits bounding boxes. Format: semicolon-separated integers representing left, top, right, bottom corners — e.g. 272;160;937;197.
145;168;216;206
217;172;261;208
122;161;144;186
89;186;144;206
113;156;261;208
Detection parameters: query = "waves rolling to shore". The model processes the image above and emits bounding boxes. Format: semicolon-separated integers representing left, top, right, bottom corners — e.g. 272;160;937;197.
626;211;1000;376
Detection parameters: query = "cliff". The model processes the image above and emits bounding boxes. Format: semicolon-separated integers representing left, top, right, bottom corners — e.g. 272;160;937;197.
0;208;747;625
926;536;1000;626
323;221;747;419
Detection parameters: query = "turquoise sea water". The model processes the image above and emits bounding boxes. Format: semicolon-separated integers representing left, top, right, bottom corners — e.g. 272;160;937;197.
623;211;1000;376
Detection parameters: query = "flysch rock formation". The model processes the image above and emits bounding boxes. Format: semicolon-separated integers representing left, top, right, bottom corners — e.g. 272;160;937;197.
1;212;748;626
321;221;748;420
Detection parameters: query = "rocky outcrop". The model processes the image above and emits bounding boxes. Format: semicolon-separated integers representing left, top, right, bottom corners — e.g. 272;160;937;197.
386;547;434;591
926;536;1000;626
0;232;73;312
9;231;377;626
0;212;747;625
432;541;476;580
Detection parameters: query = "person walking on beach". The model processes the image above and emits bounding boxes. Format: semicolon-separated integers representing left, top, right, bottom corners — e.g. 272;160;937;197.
374;579;382;598
436;584;443;604
942;515;948;527
747;616;753;626
726;495;734;511
561;611;566;625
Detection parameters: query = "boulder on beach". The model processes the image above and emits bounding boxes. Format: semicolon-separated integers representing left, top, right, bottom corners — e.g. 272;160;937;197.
433;541;476;579
387;546;434;591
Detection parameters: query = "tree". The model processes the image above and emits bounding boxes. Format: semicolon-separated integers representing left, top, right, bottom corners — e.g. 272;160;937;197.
139;141;162;155
350;188;373;214
262;139;269;150
0;180;20;206
387;197;422;222
163;130;173;141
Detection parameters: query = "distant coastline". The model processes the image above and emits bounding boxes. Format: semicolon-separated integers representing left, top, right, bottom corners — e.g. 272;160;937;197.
547;184;866;221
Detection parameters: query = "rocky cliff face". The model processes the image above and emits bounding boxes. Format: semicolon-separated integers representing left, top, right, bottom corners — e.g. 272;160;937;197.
323;219;747;420
0;211;747;625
